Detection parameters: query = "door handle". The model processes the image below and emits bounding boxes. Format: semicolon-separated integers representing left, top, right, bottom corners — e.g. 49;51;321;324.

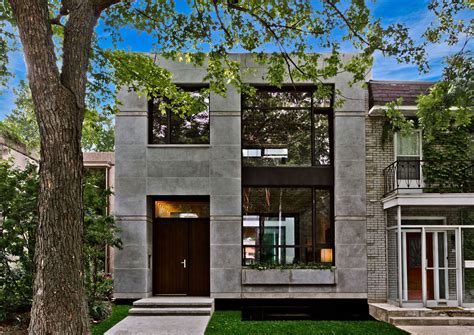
181;259;187;269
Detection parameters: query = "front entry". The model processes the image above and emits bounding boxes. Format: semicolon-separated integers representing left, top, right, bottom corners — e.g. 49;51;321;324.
402;227;461;306
153;218;210;296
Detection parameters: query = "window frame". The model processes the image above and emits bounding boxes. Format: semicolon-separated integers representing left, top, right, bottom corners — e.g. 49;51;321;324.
148;85;210;145
241;186;334;266
241;85;334;167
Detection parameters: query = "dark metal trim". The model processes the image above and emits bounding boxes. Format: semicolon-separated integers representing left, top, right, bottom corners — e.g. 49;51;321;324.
242;167;334;186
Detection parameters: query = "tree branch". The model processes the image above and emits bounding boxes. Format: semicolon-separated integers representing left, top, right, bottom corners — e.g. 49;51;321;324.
212;0;232;40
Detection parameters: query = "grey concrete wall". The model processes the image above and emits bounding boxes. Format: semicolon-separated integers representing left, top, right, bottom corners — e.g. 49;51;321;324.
332;68;368;297
114;53;369;299
114;88;152;299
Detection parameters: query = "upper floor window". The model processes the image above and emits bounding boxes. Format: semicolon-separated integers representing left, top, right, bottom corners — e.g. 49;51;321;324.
242;87;332;167
148;87;210;144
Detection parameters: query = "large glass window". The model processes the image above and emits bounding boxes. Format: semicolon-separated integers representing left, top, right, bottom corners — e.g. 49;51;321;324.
242;88;332;167
242;187;333;265
149;88;209;144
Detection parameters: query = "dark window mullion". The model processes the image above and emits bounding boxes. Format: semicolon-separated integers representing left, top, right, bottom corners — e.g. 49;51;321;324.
312;187;317;262
311;94;315;166
166;109;172;144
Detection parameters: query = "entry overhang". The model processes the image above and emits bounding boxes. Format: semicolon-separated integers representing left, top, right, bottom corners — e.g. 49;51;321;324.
382;193;474;209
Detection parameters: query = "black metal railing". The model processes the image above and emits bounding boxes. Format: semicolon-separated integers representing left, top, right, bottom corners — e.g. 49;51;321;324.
383;160;474;196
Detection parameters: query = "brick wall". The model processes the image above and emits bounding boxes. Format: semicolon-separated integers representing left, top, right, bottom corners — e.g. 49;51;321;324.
366;116;394;302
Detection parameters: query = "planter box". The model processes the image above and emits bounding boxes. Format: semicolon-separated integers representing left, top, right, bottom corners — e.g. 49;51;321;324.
242;269;336;285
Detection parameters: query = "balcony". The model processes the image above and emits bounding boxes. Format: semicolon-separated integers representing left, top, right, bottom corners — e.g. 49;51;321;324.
383;160;474;196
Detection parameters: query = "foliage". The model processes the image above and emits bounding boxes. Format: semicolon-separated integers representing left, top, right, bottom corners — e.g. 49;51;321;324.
0;162;120;322
205;311;407;335
246;262;335;271
0;161;38;321
383;51;473;191
0;81;39;150
91;304;132;335
83;168;121;321
0;81;115;152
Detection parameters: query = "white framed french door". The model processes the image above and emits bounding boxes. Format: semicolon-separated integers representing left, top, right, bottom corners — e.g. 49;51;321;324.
401;227;462;307
423;228;461;307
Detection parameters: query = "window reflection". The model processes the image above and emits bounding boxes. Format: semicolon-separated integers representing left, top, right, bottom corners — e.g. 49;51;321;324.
155;201;210;218
242;87;332;166
149;88;209;144
242;187;333;265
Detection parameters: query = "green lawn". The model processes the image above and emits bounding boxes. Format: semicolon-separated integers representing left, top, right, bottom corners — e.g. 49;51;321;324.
205;311;407;335
91;304;131;335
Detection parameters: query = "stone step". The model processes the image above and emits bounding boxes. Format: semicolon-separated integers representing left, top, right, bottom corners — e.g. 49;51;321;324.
389;316;474;326
133;301;213;308
129;307;212;316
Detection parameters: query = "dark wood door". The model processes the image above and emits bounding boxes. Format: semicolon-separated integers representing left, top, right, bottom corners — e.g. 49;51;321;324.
153;219;210;296
188;219;210;296
154;220;188;294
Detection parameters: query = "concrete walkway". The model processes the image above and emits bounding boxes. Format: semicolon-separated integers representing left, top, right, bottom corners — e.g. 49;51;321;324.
397;325;474;335
105;315;211;335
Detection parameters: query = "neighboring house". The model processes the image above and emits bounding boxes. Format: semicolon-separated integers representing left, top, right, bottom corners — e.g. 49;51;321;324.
114;54;368;301
0;134;116;274
366;81;474;309
113;56;473;314
0;134;39;168
83;151;116;274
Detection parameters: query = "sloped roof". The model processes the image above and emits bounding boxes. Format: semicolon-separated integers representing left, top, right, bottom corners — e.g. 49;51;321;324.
368;80;434;108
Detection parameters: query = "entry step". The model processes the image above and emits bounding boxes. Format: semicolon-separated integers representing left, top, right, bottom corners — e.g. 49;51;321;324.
130;297;214;316
129;307;212;316
389;316;474;326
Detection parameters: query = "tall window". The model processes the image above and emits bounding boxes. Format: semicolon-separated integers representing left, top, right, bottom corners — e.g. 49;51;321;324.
395;131;422;180
242;87;332;167
149;87;210;144
242;187;333;265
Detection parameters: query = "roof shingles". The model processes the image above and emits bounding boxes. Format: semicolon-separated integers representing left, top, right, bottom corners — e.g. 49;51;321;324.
368;80;434;108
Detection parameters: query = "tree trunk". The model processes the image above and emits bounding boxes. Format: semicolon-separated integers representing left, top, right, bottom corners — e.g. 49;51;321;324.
7;0;102;333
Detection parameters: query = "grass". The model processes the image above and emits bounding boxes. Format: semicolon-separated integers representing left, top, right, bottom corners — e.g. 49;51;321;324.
205;311;407;335
91;304;131;335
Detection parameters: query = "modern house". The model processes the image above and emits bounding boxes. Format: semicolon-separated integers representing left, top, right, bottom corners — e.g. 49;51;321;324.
113;54;473;319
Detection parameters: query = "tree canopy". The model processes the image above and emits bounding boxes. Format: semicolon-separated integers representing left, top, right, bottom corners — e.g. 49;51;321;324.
0;1;472;334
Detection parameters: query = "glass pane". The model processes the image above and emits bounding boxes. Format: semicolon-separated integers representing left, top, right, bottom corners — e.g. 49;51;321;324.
155;200;209;218
388;230;399;301
314;114;330;165
315;189;331;244
149;102;168;144
243;215;259;249
397;132;420;157
463;229;474;302
396;157;420;180
464;268;474;303
242;187;313;264
243;90;312;109
170;109;209;144
242;109;311;166
405;232;422;301
150;89;209;144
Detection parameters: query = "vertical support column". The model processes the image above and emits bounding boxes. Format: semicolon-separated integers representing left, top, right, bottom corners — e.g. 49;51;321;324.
114;87;152;299
209;85;242;298
456;227;463;306
397;205;403;307
402;231;407;302
433;232;439;301
421;226;427;306
333;75;368;296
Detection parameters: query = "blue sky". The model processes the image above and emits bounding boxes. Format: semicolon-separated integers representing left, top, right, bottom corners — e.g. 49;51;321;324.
0;0;469;119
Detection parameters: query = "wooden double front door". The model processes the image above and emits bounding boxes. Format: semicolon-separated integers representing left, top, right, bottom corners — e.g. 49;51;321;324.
153;219;210;296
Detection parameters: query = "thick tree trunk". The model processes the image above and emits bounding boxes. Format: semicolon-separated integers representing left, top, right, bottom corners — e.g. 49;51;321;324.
7;0;102;333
